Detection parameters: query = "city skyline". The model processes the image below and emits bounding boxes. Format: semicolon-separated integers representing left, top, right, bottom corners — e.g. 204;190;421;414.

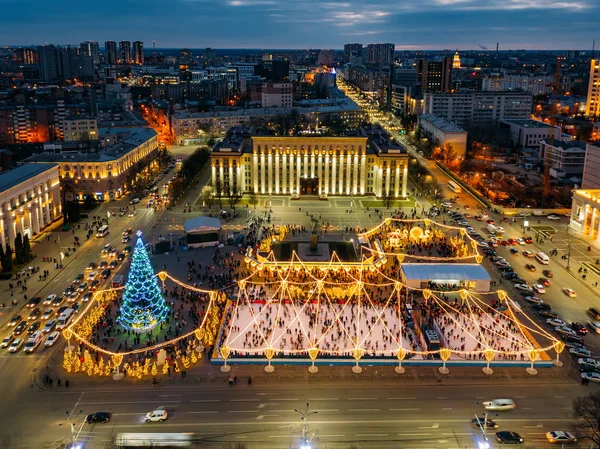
0;0;597;50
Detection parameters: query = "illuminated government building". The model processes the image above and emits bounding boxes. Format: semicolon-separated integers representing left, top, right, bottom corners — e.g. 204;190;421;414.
210;126;409;197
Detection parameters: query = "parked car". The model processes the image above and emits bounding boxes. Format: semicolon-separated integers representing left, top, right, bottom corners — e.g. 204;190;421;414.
571;322;588;335
555;326;577;336
588;320;600;334
569;346;592;358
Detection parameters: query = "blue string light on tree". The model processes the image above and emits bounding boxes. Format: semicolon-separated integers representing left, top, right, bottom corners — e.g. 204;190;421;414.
117;230;169;332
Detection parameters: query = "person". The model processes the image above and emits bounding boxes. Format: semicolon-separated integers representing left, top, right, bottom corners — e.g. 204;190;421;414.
248;376;252;385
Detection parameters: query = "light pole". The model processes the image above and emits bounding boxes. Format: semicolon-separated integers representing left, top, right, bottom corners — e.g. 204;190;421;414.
566;224;572;270
294;403;317;449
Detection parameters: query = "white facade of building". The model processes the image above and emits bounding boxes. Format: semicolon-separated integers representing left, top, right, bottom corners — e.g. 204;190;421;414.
417;114;468;158
482;74;554;96
0;164;61;248
63;118;98;142
261;82;293;108
501;119;562;153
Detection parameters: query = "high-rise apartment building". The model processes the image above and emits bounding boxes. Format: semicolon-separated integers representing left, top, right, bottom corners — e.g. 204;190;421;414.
80;41;100;65
36;45;93;81
13;48;38;65
366;43;395;65
179;48;193;65
586;59;600;118
318;50;333;66
133;41;144;65
104;41;117;65
343;43;363;64
119;41;132;64
417;57;452;92
261;82;293;108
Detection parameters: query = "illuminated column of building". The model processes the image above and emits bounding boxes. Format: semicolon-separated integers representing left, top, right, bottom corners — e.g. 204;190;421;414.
394;167;400;197
345;153;351;195
317;153;323;194
30;204;39;234
282;154;287;194
237;165;243;192
385;167;391;196
304;153;309;178
274;153;280;194
219;165;224;192
44;192;50;222
260;153;266;194
324;154;330;194
296;154;301;194
228;165;233;193
289;154;294;194
0;216;5;249
7;213;15;245
253;153;259;193
211;165;217;187
331;154;337;195
376;167;383;197
360;154;366;195
267;152;273;194
353;154;359;195
402;166;408;197
310;153;315;178
591;208;598;236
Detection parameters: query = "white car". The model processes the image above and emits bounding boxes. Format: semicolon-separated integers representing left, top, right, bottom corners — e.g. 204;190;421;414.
43;319;56;333
522;250;534;258
547;214;561;220
128;210;137;217
547;318;567;327
578;358;600;367
555;326;576;336
41;309;54;320
532;284;546;294
87;271;98;281
495;226;505;233
43;294;57;306
9;338;23;353
102;244;112;254
45;331;60;347
478;241;488;248
546;431;578;443
0;335;14;348
131;198;140;204
483;399;516;411
516;238;525;245
563;288;577;298
525;296;544;305
515;284;533;292
589;320;600;334
145;409;168;422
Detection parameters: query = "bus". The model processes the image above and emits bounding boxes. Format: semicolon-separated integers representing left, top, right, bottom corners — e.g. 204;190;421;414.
96;225;109;238
56;309;75;330
115;433;192;447
535;252;550;265
448;180;462;193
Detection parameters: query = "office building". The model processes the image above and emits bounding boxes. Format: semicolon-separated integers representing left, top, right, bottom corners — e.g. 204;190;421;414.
80;41;100;65
541;139;586;179
104;41;117;65
501;119;562;154
119;41;132;64
482;74;555;96
133;41;144;65
422;91;533;128
63;118;98;141
390;85;408;117
210;126;408;198
394;68;418;88
27;127;158;202
417;58;452;92
262;82;293;108
344;43;362;64
586;59;600;118
366;43;395;65
417;114;468;158
0;164;62;247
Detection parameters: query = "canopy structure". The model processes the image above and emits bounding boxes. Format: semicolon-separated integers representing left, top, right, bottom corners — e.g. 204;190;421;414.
184;216;221;247
401;263;492;292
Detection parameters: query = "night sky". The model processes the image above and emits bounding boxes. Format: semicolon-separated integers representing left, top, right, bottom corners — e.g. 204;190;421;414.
0;0;596;50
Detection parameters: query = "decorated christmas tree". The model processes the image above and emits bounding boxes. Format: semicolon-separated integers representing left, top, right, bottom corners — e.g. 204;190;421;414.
117;231;169;332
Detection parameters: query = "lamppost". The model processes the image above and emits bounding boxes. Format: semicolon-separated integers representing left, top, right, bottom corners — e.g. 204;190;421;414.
566;224;572;270
294;403;317;449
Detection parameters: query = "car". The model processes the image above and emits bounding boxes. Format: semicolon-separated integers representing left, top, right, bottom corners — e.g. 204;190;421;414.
563;288;577;298
546;431;577;444
563;334;584;345
555;325;576;336
508;238;518;245
9;338;23;353
524;237;533;244
532;284;545;294
26;297;41;308
128;210;137;217
589;320;600;334
500;240;510;246
525;296;544;305
83;292;93;302
85;412;112;424
569;346;592;358
483;399;516;411
102;244;112;254
496;431;523;444
547;214;561;220
1;335;14;348
101;268;111;279
122;235;131;244
547;318;567;327
580;363;600;373
471;417;498;429
571;322;588;335
27;321;41;334
23;331;43;353
533;303;552;312
63;286;75;297
68;291;80;302
45;331;60;347
74;273;84;283
43;319;56;333
509;247;519;254
537;310;559;319
122;228;132;236
43;294;57;305
12;321;27;335
8;315;22;327
543;270;554;278
588;308;600;320
76;282;88;292
41;309;54;320
109;248;118;257
109;260;118;269
145;409;168;423
71;303;80;314
117;253;125;262
522;250;534;258
525;264;536;272
578;358;600;367
90;280;100;290
87;271;98;281
515;284;533;293
119;209;126;217
478;241;489;248
131;197;140;204
538;277;551;286
87;261;97;270
52;295;65;307
28;307;41;320
123;246;132;254
99;261;108;269
57;306;68;316
516;238;525;245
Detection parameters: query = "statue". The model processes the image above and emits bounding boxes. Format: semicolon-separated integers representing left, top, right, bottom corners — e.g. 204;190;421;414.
310;217;319;252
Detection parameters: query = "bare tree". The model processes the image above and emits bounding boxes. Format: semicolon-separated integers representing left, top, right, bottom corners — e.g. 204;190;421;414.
200;185;216;210
214;180;224;210
248;190;259;210
573;392;600;446
228;185;242;211
382;190;394;210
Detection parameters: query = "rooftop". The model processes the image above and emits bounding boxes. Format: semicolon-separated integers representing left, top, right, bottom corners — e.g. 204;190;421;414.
0;163;58;193
419;114;466;133
502;119;557;129
401;263;492;281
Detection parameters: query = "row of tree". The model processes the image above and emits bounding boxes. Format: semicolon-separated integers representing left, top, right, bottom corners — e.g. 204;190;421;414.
168;148;211;205
0;232;32;272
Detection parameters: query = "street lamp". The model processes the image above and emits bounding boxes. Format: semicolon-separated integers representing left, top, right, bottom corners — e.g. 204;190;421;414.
294;403;317;449
565;224;572;270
